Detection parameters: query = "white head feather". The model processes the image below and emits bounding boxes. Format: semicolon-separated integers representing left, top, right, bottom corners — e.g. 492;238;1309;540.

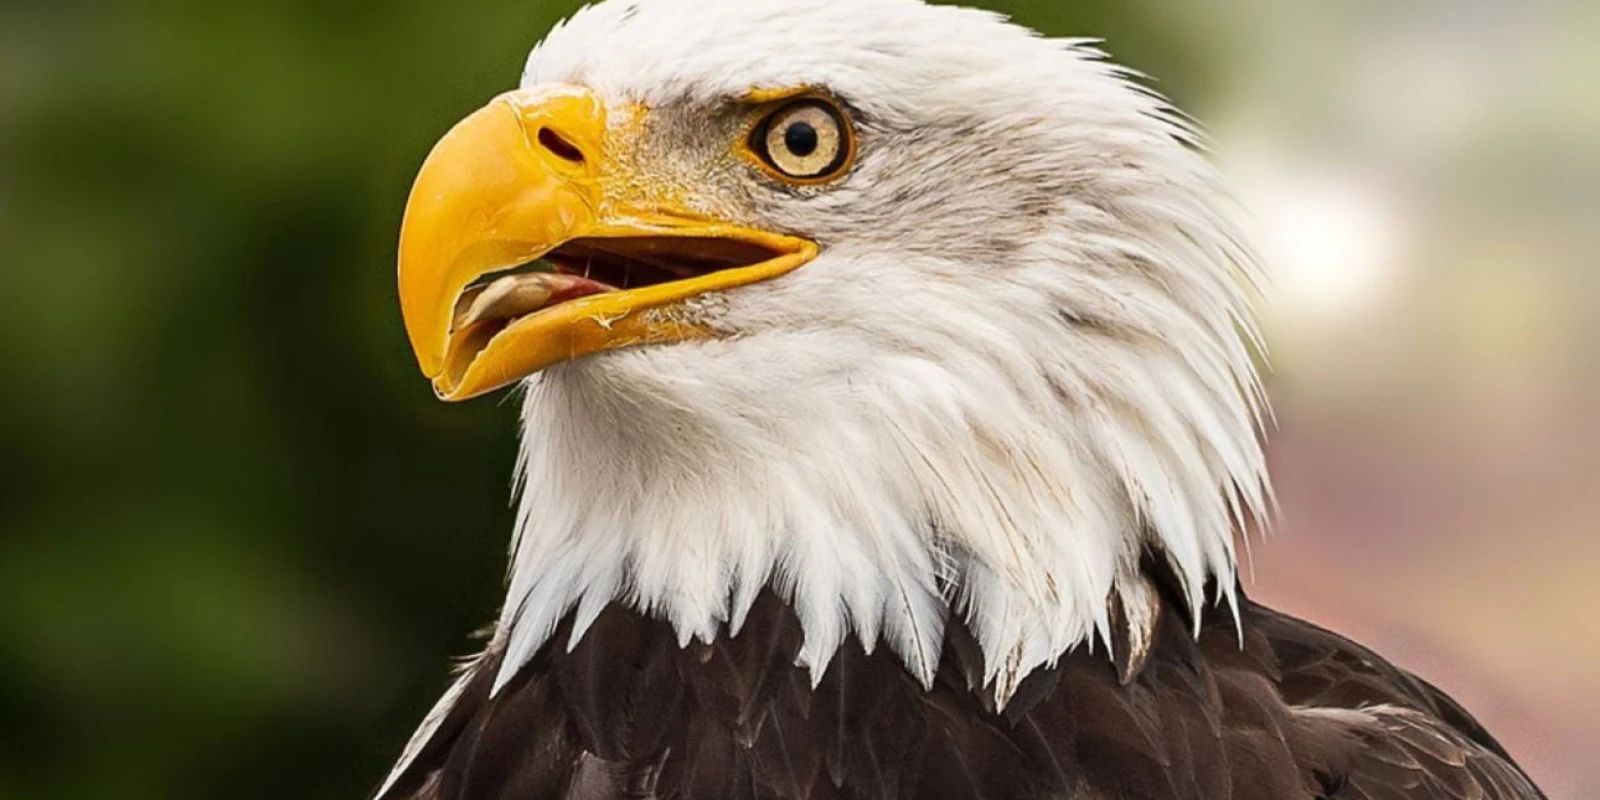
493;0;1271;702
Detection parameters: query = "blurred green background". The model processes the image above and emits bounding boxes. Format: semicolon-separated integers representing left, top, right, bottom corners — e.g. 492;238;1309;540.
1;1;1594;798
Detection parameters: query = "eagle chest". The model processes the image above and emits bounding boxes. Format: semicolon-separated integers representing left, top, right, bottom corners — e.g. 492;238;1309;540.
428;591;1276;800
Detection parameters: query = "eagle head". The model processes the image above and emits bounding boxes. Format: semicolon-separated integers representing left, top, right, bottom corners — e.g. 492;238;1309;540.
397;0;1270;700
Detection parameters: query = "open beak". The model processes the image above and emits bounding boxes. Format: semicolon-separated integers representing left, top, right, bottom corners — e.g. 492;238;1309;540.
398;85;817;401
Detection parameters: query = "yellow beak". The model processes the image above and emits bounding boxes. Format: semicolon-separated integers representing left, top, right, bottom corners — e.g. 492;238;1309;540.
398;85;817;401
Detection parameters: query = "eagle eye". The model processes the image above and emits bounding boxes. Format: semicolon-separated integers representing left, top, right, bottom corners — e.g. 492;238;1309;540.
749;99;853;182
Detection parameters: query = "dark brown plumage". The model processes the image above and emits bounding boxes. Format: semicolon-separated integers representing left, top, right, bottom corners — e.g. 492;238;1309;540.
374;564;1543;800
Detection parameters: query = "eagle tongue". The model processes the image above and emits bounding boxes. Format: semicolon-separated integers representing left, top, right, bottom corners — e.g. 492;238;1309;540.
453;272;615;331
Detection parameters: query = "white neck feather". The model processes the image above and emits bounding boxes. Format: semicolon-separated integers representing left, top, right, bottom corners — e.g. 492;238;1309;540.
495;241;1269;706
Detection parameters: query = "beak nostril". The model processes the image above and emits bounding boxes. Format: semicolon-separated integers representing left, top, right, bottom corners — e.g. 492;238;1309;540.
537;127;586;164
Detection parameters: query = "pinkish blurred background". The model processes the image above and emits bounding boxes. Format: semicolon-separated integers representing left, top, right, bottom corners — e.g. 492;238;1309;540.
1190;1;1600;794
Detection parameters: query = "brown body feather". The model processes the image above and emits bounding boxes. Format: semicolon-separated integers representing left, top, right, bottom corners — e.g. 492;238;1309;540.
375;570;1542;800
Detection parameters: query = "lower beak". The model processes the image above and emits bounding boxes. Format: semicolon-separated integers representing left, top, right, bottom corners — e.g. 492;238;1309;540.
398;85;817;401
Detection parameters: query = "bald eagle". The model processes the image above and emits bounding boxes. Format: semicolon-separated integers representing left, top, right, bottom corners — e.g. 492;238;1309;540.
377;1;1545;798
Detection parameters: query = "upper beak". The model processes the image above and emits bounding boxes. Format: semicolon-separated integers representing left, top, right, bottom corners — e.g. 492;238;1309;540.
398;85;816;401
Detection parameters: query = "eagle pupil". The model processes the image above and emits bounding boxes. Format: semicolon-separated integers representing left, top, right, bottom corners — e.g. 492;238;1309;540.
784;122;819;157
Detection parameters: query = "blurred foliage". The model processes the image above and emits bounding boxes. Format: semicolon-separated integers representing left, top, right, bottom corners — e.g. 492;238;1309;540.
0;1;1199;798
